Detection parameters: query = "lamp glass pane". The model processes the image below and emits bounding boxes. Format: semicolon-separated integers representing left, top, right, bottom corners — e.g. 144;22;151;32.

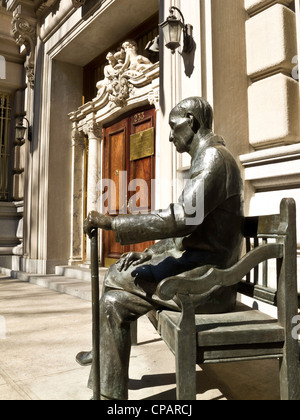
161;19;183;51
16;125;26;141
168;21;182;44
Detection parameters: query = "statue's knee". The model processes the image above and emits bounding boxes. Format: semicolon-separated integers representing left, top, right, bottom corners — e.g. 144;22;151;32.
101;290;131;328
104;264;114;280
104;262;121;284
101;290;117;309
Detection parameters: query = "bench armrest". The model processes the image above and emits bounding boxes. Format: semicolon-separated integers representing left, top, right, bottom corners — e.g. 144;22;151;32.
156;243;283;301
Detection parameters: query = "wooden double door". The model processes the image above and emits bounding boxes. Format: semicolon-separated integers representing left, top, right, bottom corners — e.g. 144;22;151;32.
102;107;156;267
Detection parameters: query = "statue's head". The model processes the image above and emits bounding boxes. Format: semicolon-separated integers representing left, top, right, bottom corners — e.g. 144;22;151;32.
169;97;213;153
122;40;138;52
106;52;117;65
173;97;213;130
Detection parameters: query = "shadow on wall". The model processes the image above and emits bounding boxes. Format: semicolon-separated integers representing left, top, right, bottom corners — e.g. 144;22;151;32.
181;39;197;78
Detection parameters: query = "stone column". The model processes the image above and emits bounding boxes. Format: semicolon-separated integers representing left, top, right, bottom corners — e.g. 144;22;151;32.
83;120;102;265
69;125;85;265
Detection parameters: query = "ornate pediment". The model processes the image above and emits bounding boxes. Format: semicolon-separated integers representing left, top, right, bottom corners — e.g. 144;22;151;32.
96;40;154;108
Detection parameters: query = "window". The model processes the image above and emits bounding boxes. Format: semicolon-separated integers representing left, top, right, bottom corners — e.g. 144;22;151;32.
0;93;11;201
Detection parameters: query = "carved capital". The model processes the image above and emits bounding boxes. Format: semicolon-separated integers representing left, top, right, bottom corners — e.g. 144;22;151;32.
11;11;37;89
83;121;103;140
72;128;85;149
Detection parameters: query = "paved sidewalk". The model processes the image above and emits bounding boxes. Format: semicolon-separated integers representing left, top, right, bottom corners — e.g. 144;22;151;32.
0;275;290;400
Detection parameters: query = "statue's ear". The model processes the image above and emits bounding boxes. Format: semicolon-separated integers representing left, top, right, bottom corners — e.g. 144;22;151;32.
186;112;198;133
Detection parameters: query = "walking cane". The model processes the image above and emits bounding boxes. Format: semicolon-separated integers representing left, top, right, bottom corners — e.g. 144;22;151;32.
91;228;101;401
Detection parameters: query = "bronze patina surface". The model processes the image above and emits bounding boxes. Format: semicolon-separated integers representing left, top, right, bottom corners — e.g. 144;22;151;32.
80;97;244;400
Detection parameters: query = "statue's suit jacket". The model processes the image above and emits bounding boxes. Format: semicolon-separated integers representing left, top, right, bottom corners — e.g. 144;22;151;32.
106;133;244;313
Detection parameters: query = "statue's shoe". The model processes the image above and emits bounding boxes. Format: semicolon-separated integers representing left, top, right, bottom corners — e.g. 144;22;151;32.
76;350;93;366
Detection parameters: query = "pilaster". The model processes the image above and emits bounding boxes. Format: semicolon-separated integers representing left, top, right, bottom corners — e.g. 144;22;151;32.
69;125;85;265
82;120;102;265
83;120;102;214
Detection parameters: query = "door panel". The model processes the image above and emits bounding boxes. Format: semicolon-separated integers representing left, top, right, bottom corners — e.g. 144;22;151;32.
103;119;129;265
102;108;156;267
128;109;156;253
109;128;127;214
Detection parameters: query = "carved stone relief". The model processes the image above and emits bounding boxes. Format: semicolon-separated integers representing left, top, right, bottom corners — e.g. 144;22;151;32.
11;11;37;89
96;40;153;108
148;89;160;111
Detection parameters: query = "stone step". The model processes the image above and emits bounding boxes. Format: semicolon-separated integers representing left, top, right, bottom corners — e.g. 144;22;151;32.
55;265;107;282
0;267;14;277
0;265;108;301
29;275;96;301
10;270;59;282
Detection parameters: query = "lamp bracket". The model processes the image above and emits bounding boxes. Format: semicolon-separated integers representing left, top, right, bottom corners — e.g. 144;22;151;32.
169;6;185;26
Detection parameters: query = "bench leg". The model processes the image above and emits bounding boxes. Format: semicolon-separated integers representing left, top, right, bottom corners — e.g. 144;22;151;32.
175;333;196;400
279;340;300;400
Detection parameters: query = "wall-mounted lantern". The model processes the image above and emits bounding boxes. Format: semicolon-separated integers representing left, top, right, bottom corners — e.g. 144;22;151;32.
15;117;32;145
160;6;193;55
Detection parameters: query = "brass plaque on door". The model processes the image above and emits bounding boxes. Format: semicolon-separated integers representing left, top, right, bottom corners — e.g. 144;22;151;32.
130;128;155;161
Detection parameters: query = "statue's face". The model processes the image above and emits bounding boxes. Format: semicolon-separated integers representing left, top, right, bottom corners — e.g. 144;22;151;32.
169;109;194;153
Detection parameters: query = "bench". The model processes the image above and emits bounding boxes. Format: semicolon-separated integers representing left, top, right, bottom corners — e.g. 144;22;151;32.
147;198;300;400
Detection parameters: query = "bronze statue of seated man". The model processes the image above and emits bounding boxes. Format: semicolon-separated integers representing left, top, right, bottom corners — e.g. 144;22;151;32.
79;97;244;400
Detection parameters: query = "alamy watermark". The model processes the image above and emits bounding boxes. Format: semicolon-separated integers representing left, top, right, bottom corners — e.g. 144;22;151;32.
0;56;6;80
0;316;6;340
97;171;204;226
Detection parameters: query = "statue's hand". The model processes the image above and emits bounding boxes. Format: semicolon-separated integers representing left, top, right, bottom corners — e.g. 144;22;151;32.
117;252;152;272
84;211;113;238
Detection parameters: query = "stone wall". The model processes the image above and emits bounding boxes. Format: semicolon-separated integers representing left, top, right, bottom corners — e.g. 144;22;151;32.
241;0;300;290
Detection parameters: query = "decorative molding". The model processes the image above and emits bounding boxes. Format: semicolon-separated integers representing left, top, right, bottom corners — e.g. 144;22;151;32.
240;144;300;190
69;61;159;133
10;9;37;89
72;0;86;8
148;88;160;111
36;0;60;18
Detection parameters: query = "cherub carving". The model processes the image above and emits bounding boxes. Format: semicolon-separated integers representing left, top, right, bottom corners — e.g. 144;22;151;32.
96;52;118;96
120;40;152;77
95;39;153;105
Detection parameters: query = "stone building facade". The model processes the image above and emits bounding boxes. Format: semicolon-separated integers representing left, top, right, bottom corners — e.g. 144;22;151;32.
0;0;299;307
